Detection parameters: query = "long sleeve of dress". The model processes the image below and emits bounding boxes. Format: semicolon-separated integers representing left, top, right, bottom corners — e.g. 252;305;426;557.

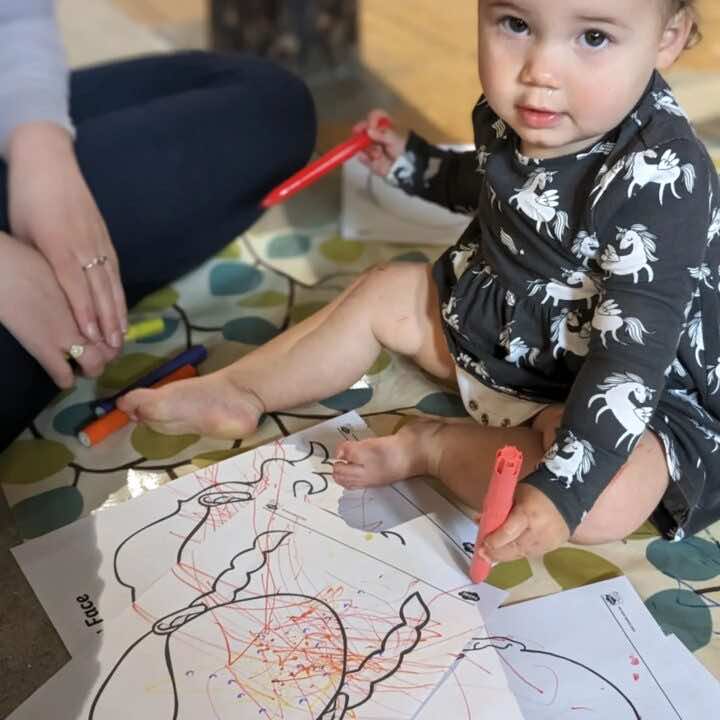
523;139;714;533
0;0;73;156
387;131;484;213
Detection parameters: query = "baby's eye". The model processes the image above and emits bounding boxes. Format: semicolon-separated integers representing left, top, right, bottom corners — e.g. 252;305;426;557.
501;16;530;35
581;29;610;49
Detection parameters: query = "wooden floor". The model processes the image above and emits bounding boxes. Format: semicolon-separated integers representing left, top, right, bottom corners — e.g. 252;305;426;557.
113;0;720;144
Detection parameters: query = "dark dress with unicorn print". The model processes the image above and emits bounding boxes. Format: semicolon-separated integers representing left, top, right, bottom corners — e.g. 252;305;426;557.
390;72;720;539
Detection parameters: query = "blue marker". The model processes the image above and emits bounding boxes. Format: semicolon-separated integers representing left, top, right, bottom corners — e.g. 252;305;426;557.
94;344;208;416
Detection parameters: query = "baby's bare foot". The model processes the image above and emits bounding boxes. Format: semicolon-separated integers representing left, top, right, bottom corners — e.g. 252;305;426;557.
332;420;444;490
117;370;265;438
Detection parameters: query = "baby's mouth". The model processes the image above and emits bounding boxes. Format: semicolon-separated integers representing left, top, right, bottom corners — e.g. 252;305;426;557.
516;105;562;129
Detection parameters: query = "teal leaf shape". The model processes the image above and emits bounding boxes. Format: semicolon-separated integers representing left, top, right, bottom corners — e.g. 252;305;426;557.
210;263;264;296
392;251;431;263
415;392;469;417
319;388;374;411
52;402;97;437
267;233;311;258
13;487;83;539
136;317;180;344
645;589;713;652
646;537;720;581
223;317;280;345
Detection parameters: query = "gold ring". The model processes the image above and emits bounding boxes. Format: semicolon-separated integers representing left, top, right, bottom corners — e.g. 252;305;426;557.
82;255;109;271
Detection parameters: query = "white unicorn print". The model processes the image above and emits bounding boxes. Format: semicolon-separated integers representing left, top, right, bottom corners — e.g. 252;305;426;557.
476;145;490;173
689;264;713;290
655;431;682;482
527;268;602;308
707;356;720;394
492;118;507;139
550;309;591;359
589;372;655;450
388;152;418;187
708;207;720;246
450;241;479;279
686;310;704;367
590;158;627;207
592;299;651;348
571;231;599;268
471;261;497;288
665;358;688;378
457;352;491;382
623;148;696;205
630;111;643;127
500;228;523;256
691;420;720;453
543;431;596;489
506;290;517;307
576;141;615;160
499;322;540;367
487;182;501;211
668;388;709;418
442;296;462;332
599;225;658;282
651;90;688;119
509;168;570;240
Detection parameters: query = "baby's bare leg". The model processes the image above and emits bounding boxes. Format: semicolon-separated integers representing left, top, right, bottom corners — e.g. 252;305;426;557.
119;263;455;436
335;405;669;545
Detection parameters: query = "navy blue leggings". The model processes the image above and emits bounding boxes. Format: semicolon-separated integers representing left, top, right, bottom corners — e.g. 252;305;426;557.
0;51;316;450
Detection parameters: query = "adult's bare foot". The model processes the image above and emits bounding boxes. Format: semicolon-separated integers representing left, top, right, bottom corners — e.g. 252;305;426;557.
332;420;444;489
117;370;265;438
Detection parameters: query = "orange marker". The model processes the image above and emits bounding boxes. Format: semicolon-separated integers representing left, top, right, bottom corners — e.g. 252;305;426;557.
78;364;198;447
261;116;392;208
469;446;524;584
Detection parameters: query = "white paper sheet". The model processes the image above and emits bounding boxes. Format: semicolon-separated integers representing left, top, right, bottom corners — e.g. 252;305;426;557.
9;498;521;720
341;153;473;246
13;413;499;656
458;576;720;719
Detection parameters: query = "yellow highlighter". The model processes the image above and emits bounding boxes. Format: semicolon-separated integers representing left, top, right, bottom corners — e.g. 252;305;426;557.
125;317;166;343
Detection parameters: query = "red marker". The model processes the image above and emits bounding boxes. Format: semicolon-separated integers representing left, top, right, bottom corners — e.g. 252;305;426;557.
261;116;392;208
469;446;524;584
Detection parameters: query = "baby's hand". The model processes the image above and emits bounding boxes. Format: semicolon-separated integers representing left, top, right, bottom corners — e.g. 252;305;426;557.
479;484;570;562
354;110;407;177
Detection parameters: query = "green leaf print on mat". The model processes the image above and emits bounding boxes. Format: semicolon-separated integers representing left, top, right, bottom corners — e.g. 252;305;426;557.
291;302;327;324
13;486;83;539
52;402;97;437
192;447;254;469
645;589;713;652
216;241;241;259
367;351;391;376
487;558;533;590
319;236;364;263
415;392;469;418
99;353;164;390
646;537;720;581
391;251;431;263
626;520;660;541
319;388;374;411
0;439;74;485
223;317;280;345
267;233;311;258
132;286;179;312
131;425;200;460
238;291;288;308
544;548;622;589
210;263;264;296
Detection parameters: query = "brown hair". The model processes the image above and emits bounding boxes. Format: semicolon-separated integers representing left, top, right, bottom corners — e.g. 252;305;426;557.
668;0;701;48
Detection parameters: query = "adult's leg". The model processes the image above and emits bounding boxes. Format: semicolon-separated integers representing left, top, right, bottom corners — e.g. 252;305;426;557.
0;52;316;451
118;262;456;436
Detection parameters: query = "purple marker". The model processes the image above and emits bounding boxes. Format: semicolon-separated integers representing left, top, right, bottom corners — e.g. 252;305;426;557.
94;344;208;416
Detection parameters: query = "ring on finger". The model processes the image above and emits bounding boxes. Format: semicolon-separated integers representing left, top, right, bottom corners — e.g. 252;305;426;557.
66;343;85;360
82;255;109;271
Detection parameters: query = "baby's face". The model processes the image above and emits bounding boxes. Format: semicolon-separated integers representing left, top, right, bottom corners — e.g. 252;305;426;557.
477;0;684;159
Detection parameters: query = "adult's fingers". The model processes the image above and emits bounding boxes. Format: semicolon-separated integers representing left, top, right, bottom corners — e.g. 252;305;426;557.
52;251;100;343
482;506;528;555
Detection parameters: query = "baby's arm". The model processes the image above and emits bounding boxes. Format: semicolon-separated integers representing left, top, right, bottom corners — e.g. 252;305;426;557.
357;109;482;214
521;140;715;539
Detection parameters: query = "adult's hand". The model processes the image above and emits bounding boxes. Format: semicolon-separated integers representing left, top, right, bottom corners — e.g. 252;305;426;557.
6;122;127;349
0;231;115;388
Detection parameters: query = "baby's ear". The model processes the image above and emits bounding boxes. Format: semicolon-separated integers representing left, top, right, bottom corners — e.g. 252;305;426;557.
656;9;694;70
